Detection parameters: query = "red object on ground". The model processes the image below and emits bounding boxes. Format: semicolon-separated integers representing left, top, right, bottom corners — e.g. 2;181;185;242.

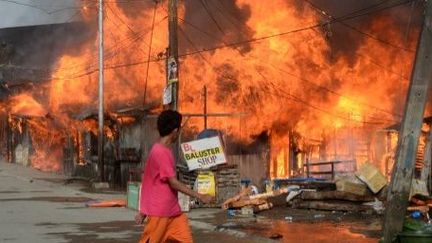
86;199;126;208
411;197;427;206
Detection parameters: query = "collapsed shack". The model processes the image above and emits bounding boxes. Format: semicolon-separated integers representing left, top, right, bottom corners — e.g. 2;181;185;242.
0;105;161;188
66;107;161;188
6;113;65;172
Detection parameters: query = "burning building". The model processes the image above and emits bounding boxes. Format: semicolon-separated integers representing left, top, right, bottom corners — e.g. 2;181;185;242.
0;0;428;187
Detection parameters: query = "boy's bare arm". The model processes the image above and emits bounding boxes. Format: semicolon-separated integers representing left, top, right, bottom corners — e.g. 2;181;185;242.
167;177;214;204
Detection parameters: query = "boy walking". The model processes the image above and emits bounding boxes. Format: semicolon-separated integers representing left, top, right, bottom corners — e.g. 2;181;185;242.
139;110;214;243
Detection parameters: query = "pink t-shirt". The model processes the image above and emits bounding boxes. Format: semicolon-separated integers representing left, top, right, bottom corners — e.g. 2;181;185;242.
140;143;181;217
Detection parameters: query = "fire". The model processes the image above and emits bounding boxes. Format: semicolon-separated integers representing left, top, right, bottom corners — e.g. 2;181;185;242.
3;1;421;177
10;94;47;117
27;118;64;172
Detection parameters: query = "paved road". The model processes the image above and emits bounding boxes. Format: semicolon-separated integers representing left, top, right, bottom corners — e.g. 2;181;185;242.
0;161;270;243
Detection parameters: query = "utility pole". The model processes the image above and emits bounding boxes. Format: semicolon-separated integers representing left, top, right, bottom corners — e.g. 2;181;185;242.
421;124;432;183
203;85;207;129
167;0;179;111
382;1;432;242
98;0;105;182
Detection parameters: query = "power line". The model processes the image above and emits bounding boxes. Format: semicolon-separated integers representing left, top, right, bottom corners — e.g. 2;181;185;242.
303;0;416;53
50;0;414;80
269;64;402;118
262;83;388;125
143;2;158;106
50;14;167;79
175;17;397;124
176;0;415;58
198;0;227;35
176;4;405;118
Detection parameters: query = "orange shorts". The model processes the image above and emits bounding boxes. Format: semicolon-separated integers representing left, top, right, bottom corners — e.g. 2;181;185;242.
139;213;193;243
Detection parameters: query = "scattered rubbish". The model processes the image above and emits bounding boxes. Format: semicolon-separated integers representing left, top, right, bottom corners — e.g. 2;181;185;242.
287;185;300;192
269;233;283;239
286;189;317;203
284;216;293;222
85;199;126;208
92;182;109;189
264;179;274;192
222;184;283;215
408;206;430;214
248;188;289;200
250;185;259;195
253;202;273;213
362;198;385;214
314;214;325;219
241;206;254;215
227;209;236;217
411;211;422;219
286;190;302;203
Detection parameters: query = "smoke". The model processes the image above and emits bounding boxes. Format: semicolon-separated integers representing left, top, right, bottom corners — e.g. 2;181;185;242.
0;22;95;68
295;0;423;65
181;0;254;54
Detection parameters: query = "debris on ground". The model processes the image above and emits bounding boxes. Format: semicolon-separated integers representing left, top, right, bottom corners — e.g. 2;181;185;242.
85;199;126;208
222;185;287;215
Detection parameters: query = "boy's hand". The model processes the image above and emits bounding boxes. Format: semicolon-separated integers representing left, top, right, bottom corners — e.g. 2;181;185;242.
198;193;215;204
135;213;146;225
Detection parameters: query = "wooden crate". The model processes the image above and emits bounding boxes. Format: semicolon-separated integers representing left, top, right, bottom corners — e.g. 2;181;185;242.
355;163;387;194
336;180;368;196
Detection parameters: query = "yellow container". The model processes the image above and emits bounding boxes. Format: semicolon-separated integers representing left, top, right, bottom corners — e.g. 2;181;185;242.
195;171;216;197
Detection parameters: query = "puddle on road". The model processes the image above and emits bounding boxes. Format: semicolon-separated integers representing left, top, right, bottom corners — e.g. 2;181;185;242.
217;208;382;243
262;220;379;243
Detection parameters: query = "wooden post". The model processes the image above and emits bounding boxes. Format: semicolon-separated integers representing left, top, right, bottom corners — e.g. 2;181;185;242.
382;1;432;242
203;86;207;129
168;0;179;111
386;131;392;179
6;113;11;163
331;163;335;180
97;0;105;182
420;123;432;184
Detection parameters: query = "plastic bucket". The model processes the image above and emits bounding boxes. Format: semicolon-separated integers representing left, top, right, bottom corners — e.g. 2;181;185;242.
397;231;432;243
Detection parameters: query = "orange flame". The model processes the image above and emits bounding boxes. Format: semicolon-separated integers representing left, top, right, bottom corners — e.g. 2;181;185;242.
6;1;420;176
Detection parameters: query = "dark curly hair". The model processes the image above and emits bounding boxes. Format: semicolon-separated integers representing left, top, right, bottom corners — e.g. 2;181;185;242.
157;110;182;137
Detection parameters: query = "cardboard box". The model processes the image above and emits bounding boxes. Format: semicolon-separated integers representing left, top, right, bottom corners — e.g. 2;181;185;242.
355;163;387;194
336;180;368;196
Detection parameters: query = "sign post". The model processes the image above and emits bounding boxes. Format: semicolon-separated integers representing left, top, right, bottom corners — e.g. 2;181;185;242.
181;136;227;171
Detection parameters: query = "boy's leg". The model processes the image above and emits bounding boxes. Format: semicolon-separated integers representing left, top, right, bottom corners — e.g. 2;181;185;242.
139;216;169;243
164;213;193;243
